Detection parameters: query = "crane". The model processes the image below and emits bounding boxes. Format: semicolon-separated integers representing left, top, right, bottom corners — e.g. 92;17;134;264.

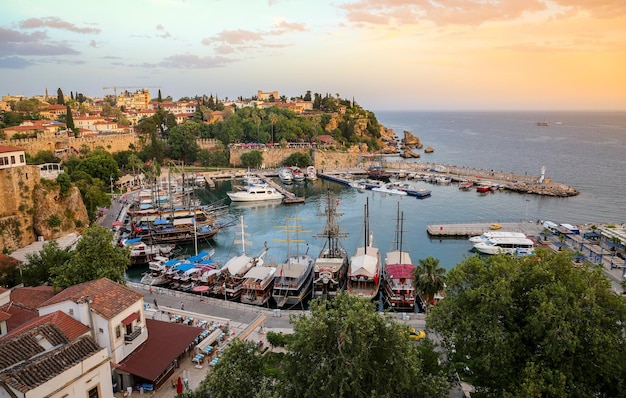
102;86;161;97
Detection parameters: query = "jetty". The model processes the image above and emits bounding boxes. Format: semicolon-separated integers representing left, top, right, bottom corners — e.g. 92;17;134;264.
258;173;305;204
427;221;544;237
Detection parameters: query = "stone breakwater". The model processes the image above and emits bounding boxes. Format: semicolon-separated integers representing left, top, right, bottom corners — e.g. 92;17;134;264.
380;161;579;197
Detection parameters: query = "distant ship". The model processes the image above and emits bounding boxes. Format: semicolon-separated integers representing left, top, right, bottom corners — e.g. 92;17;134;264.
536;121;550;126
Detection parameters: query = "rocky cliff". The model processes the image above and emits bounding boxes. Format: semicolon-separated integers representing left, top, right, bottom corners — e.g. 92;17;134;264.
0;166;89;251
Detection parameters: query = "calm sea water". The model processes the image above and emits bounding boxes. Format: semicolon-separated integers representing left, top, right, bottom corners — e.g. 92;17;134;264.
129;111;626;279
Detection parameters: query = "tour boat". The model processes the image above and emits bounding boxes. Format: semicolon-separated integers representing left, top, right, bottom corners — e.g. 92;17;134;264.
347;198;380;300
473;236;535;255
240;266;276;306
469;231;527;244
313;192;349;300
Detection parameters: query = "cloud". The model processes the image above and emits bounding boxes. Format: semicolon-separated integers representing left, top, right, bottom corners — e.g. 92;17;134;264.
89;40;98;48
552;0;626;18
155;24;171;38
338;0;549;26
0;56;34;69
18;17;101;34
208;29;264;45
156;53;235;69
0;27;80;57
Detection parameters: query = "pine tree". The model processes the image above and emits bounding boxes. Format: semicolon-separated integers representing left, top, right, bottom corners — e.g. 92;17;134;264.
57;88;65;105
66;105;75;130
157;89;162;102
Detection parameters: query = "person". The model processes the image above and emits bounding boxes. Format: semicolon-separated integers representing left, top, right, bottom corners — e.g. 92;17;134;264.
149;286;153;295
180;301;184;310
153;299;158;309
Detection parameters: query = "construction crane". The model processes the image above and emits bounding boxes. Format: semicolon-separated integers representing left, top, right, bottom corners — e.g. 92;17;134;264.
102;86;161;98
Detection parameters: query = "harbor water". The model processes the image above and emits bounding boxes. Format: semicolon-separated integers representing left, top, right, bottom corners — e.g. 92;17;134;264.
128;111;626;281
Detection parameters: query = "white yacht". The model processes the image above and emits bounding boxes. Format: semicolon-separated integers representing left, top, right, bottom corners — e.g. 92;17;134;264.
469;231;527;244
278;167;294;184
473;236;535;255
227;183;283;202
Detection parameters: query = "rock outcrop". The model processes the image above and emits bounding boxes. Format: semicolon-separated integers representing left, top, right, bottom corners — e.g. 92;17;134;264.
424;146;434;153
400;150;421;158
402;131;422;148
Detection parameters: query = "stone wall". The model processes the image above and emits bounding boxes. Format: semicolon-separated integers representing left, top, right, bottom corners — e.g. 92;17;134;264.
229;147;362;169
0;133;137;156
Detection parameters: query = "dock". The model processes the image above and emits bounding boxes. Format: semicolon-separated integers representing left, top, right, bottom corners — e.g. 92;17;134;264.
427;221;544;237
258;173;305;204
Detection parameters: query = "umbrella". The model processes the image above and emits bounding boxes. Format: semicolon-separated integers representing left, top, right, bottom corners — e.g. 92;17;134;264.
177;376;183;394
193;285;210;293
112;221;124;227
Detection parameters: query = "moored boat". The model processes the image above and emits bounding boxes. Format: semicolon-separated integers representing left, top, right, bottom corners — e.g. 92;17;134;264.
306;165;318;181
347;198;380;300
382;205;416;310
278;167;294;184
240;266;276;306
313;191;349;300
473;236;535;255
226;183;284;202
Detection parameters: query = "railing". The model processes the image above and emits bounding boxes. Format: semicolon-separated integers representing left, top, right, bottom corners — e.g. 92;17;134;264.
124;326;142;342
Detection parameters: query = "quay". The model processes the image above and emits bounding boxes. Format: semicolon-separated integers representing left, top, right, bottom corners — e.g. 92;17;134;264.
259;174;305;204
427;221;544;237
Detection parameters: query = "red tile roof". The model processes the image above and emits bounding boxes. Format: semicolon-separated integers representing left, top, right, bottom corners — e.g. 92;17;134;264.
10;286;55;309
0;145;25;153
116;319;204;382
0;303;38;331
41;278;143;320
0;310;90;341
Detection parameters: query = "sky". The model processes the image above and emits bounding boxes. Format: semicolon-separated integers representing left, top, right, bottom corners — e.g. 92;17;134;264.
1;0;625;111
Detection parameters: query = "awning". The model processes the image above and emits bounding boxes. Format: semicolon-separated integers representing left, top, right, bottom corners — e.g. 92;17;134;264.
122;312;139;325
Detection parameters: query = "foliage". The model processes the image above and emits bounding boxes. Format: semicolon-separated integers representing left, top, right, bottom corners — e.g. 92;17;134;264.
428;250;626;397
203;340;275;398
65;105;75;131
74;153;121;184
70;172;110;223
282;293;449;397
0;255;22;287
239;150;263;168
266;330;290;349
412;256;446;312
23;240;73;286
282;152;312;168
56;172;72;197
167;122;200;164
57;88;65;105
1;112;26;127
46;215;62;228
27;150;60;165
50;225;129;289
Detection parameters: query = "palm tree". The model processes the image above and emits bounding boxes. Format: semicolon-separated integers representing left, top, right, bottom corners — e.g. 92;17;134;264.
412;256;446;313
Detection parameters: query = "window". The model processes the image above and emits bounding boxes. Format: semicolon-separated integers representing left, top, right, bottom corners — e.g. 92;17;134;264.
88;385;100;398
20;154;24;163
68;308;74;315
115;325;121;339
10;156;15;164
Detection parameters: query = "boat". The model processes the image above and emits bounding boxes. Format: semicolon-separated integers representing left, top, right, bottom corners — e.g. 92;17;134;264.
372;183;408;196
459;181;474;190
537;121;550;126
367;165;392;182
313;191;349;300
347;198;381;300
215;216;268;301
348;180;366;192
382;205;416;310
120;237;175;266
473;236;535;255
476;186;490;193
226;183;284;202
278;167;294;184
291;167;305;182
148;217;221;245
272;214;315;308
390;183;431;198
240;266;276;306
306;165;318;181
469;231;527;243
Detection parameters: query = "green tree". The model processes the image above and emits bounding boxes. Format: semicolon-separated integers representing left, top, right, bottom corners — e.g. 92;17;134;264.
65;105;75;131
74;154;121;184
412;256;446;313
56;172;72;197
167;122;200;164
50;225;129;289
23;240;73;286
428;250;626;397
57;88;65;105
282;293;449;397
239;150;263;168
283;152;312;168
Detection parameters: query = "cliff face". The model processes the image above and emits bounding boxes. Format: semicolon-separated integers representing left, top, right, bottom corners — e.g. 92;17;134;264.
0;166;89;251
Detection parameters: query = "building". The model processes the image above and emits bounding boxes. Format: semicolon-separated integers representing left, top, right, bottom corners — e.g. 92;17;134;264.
257;90;279;101
0;146;26;170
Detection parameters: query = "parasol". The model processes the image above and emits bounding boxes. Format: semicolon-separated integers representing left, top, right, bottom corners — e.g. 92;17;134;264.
112;221;124;227
177;376;183;394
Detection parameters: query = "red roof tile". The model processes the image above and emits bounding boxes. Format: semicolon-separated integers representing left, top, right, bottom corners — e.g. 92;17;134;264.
41;278;143;319
116;319;204;382
0;310;90;341
10;286;55;309
0;145;25;153
0;303;38;331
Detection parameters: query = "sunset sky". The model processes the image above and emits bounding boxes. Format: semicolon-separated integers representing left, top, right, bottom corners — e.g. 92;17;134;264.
1;0;625;111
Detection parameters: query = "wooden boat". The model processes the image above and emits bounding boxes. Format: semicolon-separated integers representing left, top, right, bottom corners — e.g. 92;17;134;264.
382;205;416;310
313;192;349;300
240;266;276;306
347;198;381;300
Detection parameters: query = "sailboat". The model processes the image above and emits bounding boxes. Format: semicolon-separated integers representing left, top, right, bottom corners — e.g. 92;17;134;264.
347;197;381;300
312;191;349;300
272;212;315;308
381;204;416;310
215;216;268;301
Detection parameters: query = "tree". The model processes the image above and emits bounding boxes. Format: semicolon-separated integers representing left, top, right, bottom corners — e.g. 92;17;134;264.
23;240;73;286
65;105;75;131
56;172;72;197
282;293;450;397
412;256;446;312
50;225;130;289
428;250;626;397
167;122;200;164
239;150;263;169
57;88;65;105
74;154;121;184
283;152;312;168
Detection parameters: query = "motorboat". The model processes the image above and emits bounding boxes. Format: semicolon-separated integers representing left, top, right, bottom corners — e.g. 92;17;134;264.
473;236;535;255
226;183;283;202
306;165;318;181
278;167;294;184
372;183;407;196
469;231;527;244
313;191;349;300
291;167;305;182
347;198;380;300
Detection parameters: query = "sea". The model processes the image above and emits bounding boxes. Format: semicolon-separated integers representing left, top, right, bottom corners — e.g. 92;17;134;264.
127;111;626;281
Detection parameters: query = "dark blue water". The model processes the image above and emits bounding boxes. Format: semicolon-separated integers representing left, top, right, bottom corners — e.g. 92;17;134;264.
133;111;626;277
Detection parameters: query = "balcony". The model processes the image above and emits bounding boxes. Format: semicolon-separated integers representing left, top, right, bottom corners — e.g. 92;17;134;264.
124;326;142;343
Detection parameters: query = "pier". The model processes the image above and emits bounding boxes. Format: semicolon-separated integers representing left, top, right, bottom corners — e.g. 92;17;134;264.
259;175;305;204
427;221;544;237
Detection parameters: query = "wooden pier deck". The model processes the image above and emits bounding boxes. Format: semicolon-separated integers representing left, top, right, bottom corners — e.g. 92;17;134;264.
427;221;544;237
258;173;305;204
